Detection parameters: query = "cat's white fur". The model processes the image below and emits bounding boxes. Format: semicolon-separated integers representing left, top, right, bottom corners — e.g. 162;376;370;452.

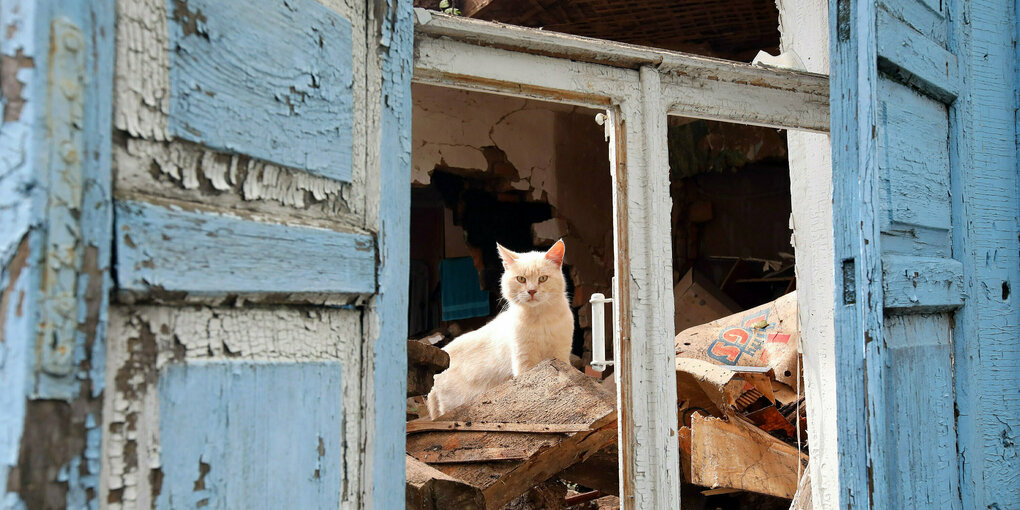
426;240;574;419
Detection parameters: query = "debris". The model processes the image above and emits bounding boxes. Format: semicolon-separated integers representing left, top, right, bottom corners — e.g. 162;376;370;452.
406;454;485;510
406;359;617;510
675;291;800;387
673;268;741;335
408;340;450;397
690;414;808;499
559;446;619;496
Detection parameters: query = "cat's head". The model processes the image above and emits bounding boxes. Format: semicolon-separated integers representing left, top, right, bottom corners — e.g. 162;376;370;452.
496;240;567;308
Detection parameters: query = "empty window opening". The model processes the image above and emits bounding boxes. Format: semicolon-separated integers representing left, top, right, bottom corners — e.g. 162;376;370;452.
670;117;807;510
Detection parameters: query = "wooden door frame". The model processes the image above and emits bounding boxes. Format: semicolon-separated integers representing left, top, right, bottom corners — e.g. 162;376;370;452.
412;10;829;508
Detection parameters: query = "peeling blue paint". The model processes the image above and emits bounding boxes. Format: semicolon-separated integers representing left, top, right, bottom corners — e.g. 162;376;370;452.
166;0;354;182
1;0;113;505
115;200;376;296
949;0;1020;506
371;0;413;507
157;361;343;509
834;0;1019;507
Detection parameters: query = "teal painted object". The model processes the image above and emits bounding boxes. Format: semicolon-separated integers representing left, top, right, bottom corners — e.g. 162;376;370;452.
440;257;491;320
166;0;354;182
157;361;343;509
114;200;376;296
371;0;413;507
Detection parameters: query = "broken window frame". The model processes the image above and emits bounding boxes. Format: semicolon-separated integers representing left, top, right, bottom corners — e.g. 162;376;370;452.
411;10;830;508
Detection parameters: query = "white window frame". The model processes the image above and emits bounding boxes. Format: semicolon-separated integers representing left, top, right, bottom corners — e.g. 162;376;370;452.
411;10;830;508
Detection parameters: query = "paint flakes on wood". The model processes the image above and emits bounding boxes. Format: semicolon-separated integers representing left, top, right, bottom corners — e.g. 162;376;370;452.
166;0;354;181
114;0;171;140
1;49;34;122
114;138;358;222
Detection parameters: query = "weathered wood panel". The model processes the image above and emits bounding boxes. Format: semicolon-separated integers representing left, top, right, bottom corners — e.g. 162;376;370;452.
0;1;114;506
876;8;958;102
881;255;963;311
114;200;375;297
830;0;889;505
101;305;363;509
363;0;414;508
166;0;354;181
876;0;948;47
156;361;343;509
876;77;952;233
872;314;959;507
113;138;361;230
948;0;1020;506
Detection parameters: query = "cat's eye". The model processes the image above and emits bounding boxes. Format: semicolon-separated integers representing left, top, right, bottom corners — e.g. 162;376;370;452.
516;276;526;283
538;275;549;283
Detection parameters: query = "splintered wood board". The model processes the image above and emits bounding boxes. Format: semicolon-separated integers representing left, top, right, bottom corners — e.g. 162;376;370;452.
406;455;485;510
690;414;808;499
406;359;617;510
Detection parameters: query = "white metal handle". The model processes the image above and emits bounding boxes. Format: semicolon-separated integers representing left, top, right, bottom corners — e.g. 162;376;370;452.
589;292;614;371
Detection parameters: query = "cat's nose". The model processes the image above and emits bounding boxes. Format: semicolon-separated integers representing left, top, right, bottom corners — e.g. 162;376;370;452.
528;290;537;296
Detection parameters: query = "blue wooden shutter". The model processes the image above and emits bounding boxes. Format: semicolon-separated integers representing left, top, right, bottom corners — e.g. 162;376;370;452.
831;0;1019;507
103;0;409;507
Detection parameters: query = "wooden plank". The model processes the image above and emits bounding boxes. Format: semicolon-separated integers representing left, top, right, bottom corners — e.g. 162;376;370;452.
614;67;681;510
166;0;354;181
876;0;948;46
406;359;617;510
789;464;812;510
407;421;591;434
876;76;952;232
558;446;620;496
949;0;1020;504
407;340;449;397
157;361;343;509
0;0;115;504
406;455;485;510
690;414;808;499
412;10;829;132
876;7;958;102
881;255;963;311
366;1;414;508
416;447;531;464
830;0;885;504
872;314;960;507
114;200;376;297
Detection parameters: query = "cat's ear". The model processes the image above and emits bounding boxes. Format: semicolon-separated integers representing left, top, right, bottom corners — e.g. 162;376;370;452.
496;243;519;269
545;239;565;267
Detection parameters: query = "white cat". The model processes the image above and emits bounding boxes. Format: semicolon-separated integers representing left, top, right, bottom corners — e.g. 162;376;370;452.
427;240;574;419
